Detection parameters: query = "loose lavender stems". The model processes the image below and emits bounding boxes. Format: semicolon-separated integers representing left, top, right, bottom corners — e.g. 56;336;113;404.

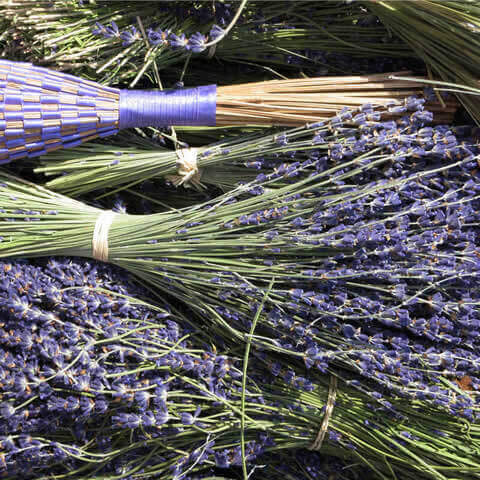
368;0;480;124
1;1;415;83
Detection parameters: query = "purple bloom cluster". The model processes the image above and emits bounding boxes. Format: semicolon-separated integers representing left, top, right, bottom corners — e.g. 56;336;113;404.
90;0;233;50
0;258;270;478
92;20;222;52
87;1;412;75
150;25;223;52
92;21;143;46
247;117;480;415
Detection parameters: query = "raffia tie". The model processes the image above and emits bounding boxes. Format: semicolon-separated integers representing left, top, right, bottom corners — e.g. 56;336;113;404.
309;376;338;451
165;147;205;190
92;211;116;262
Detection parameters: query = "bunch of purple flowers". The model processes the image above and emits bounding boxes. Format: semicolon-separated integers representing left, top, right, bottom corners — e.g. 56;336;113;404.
0;257;271;478
0;257;440;480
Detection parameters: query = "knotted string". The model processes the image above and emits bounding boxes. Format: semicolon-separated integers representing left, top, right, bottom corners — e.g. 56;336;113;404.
165;148;205;190
309;376;338;451
92;211;117;262
118;85;217;128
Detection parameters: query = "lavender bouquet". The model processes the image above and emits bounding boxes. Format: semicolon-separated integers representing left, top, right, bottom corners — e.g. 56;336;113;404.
1;259;480;480
35;93;457;197
1;98;480;397
35;110;370;197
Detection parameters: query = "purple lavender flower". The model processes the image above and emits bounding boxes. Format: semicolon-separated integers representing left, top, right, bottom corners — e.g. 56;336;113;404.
91;22;107;36
105;21;120;38
209;24;224;41
188;32;207;53
120;26;141;46
180;406;201;425
148;28;170;46
169;33;189;50
92;21;120;39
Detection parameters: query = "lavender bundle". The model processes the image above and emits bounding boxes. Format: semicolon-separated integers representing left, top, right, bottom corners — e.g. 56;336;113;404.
35;105;394;196
1;102;480;411
34;89;458;197
1;260;480;480
1;1;414;84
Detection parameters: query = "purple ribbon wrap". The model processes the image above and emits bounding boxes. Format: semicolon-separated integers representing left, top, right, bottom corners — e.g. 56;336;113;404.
118;85;216;128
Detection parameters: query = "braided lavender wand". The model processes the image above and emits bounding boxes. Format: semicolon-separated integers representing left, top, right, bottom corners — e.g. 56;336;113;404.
0;59;458;164
0;59;215;165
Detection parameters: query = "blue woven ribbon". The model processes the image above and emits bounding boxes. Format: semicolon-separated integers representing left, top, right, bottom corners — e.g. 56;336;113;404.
118;85;217;128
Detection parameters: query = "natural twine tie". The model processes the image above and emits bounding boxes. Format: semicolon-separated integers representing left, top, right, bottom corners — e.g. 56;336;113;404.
92;211;117;262
309;376;338;451
165;147;205;190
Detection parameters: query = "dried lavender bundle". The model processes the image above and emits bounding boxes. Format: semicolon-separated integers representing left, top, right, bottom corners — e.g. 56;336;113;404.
0;257;375;480
35;94;456;197
1;1;414;84
35;112;365;196
1;102;480;411
1;260;480;480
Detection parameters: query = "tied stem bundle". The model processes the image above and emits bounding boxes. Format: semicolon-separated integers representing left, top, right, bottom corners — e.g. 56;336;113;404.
37;95;454;198
0;255;387;479
2;159;480;478
35;119;353;196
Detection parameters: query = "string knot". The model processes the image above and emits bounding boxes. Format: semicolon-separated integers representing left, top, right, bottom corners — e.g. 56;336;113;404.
92;211;116;262
309;376;337;451
166;148;205;190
